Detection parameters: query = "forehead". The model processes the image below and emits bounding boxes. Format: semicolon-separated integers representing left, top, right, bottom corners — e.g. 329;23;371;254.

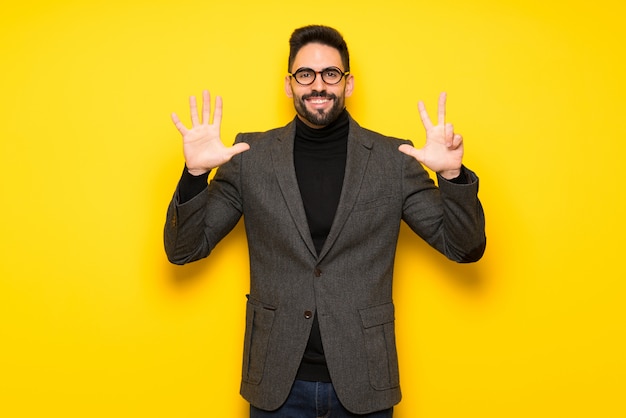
292;43;343;71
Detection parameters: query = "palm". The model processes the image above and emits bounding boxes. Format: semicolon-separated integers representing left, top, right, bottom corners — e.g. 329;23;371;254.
418;122;463;173
171;91;249;175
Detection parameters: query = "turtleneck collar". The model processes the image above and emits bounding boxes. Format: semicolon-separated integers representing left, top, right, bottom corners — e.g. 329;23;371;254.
294;109;349;143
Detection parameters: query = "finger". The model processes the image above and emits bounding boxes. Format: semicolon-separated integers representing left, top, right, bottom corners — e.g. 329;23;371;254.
171;112;188;135
189;95;200;126
438;92;447;126
202;90;211;125
418;101;433;131
451;133;463;149
212;95;223;127
445;123;454;146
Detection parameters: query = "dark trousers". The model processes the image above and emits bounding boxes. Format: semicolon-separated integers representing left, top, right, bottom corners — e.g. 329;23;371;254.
250;380;393;418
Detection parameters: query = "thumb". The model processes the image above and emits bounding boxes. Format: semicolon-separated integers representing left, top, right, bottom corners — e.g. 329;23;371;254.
398;144;424;163
227;142;251;158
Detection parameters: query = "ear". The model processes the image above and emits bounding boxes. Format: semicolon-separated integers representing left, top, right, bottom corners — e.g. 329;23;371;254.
344;74;355;98
284;75;294;98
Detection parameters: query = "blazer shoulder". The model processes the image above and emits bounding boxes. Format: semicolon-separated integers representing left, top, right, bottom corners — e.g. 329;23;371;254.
349;118;413;150
235;120;296;147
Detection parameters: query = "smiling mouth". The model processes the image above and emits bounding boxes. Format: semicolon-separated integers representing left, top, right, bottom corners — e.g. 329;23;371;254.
308;97;331;104
304;93;334;107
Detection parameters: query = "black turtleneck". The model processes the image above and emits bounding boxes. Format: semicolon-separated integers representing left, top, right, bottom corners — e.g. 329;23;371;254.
294;110;349;254
294;109;349;382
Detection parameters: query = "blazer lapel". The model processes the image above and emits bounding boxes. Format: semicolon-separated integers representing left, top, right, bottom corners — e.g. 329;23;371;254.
318;118;373;261
271;120;318;258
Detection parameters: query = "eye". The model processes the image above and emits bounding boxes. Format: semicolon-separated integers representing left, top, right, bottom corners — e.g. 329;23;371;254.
296;69;314;80
324;69;340;79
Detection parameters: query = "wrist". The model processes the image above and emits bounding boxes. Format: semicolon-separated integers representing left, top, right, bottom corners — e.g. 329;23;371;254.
186;167;210;176
438;168;462;180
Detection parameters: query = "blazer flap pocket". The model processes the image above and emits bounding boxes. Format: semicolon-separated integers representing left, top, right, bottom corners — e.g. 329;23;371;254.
359;302;395;329
246;294;277;311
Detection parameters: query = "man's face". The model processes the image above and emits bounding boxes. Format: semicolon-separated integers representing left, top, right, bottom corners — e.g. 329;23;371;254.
285;43;354;129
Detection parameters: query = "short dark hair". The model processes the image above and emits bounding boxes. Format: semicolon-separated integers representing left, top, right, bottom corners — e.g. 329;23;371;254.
288;25;350;73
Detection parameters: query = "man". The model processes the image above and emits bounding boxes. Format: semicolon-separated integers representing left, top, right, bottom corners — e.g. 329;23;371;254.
165;25;485;417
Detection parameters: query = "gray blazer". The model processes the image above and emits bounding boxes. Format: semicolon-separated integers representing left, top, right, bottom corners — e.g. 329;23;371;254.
164;114;486;414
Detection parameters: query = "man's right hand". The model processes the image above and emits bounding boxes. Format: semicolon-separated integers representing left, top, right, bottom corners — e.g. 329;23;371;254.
171;90;250;176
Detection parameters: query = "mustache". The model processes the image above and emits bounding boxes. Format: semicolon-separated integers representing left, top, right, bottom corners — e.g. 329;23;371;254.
302;92;337;100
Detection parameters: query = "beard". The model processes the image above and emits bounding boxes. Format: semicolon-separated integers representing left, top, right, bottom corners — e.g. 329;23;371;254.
293;91;345;128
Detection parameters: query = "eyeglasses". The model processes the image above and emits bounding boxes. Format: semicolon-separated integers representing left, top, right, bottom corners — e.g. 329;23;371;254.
288;67;350;86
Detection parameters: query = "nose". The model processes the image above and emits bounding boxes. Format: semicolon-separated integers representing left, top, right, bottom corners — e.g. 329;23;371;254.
311;73;326;91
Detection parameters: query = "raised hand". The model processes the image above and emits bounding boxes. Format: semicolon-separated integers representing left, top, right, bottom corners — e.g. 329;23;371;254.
398;92;463;180
171;90;250;176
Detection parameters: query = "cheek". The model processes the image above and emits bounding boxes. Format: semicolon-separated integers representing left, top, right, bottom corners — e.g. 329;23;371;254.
332;87;347;100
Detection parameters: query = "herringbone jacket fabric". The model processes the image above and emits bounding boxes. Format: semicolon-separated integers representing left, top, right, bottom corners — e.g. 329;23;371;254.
164;114;486;414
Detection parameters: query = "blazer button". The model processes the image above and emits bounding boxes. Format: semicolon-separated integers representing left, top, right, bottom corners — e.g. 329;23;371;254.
304;310;313;319
314;268;322;277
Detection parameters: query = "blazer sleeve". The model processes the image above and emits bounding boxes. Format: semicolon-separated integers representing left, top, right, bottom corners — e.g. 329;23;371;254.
401;152;486;263
163;136;246;265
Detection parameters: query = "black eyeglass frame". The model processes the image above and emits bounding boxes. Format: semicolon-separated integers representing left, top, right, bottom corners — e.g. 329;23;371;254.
288;66;350;86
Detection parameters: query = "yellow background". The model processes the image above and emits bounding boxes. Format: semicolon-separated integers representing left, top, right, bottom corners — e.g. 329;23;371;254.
1;0;625;417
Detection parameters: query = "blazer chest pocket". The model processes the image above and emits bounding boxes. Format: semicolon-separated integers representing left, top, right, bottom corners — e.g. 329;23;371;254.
352;195;391;213
359;302;400;390
242;295;276;385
